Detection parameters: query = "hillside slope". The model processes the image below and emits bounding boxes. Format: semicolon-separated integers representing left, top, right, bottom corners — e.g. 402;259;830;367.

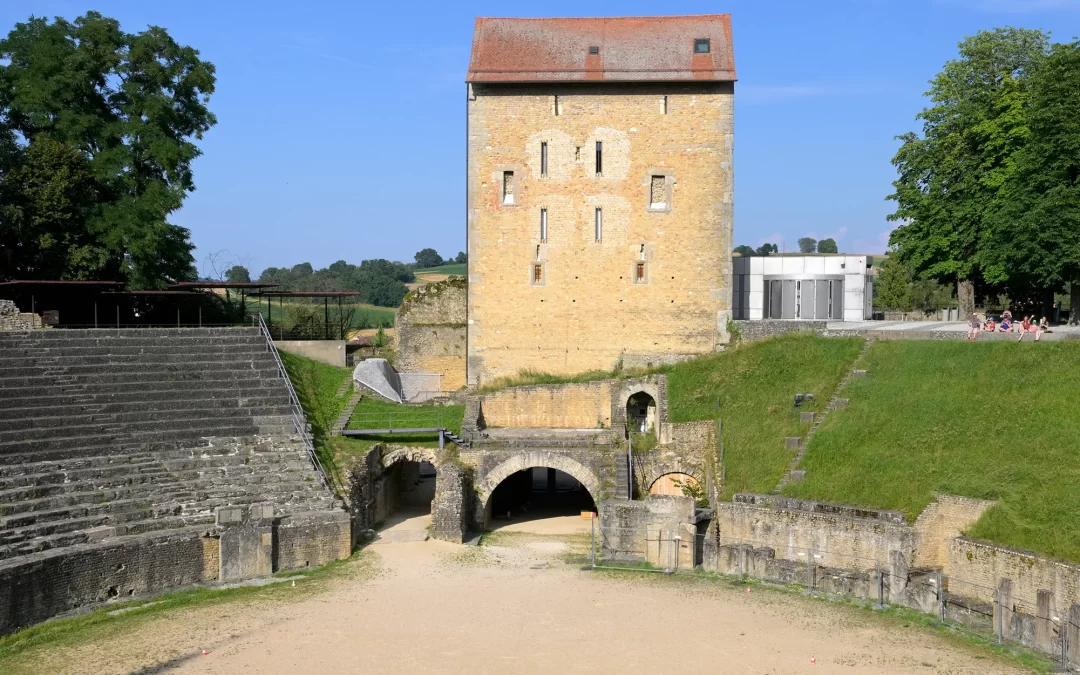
784;340;1080;561
661;335;864;497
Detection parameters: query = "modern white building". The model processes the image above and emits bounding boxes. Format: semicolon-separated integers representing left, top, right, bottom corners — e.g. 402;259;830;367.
732;255;875;322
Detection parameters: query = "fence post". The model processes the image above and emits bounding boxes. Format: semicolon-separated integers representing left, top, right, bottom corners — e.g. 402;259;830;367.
936;571;944;621
994;587;1003;644
878;569;885;608
590;515;596;568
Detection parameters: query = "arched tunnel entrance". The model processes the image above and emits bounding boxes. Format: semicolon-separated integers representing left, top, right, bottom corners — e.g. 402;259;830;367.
485;467;597;534
626;391;657;434
372;449;440;532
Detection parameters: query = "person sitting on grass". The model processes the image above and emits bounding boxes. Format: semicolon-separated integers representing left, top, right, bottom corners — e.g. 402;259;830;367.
967;313;981;342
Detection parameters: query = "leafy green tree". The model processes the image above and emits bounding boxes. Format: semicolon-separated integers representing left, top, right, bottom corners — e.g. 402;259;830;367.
733;245;755;257
888;27;1049;315
798;237;817;253
0;12;216;287
360;258;414;283
224;265;250;283
755;243;778;257
414;248;443;269
876;258;912;312
983;40;1080;322
454;251;467;264
817;238;839;254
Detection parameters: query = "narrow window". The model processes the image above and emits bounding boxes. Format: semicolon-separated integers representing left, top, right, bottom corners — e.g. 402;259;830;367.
533;264;543;283
553;95;560;116
595;141;602;176
536;244;541;259
694;38;711;54
594;207;602;243
662;95;668;114
502;171;514;205
639;243;646;261
636;262;646;282
588;46;600;55
650;175;667;209
575;146;581;162
540;208;548;242
540;142;548;177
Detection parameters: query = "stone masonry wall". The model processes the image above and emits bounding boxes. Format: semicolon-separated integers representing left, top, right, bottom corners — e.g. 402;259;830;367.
715;495;917;572
734;319;826;343
395;279;467;391
0;529;215;635
467;82;734;385
912;494;995;569
0;299;41;331
948;537;1080;610
275;512;352;572
476;381;615;429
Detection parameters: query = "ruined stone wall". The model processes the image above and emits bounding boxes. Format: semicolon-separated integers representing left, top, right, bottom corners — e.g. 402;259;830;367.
467;82;734;385
395;279;467;391
275;512;351;572
476;381;615;428
714;494;916;572
0;299;41;331
0;529;215;635
733;319;826;343
948;537;1080;609
912;494;994;569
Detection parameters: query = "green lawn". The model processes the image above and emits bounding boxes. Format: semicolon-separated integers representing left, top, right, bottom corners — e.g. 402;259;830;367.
784;340;1080;561
278;351;354;486
660;335;864;497
414;263;466;276
338;397;465;456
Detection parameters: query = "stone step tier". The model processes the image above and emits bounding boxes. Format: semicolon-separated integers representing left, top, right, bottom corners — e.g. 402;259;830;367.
0;327;339;564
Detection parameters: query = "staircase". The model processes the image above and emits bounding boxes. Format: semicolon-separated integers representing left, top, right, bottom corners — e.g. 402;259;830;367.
331;385;362;437
773;337;875;494
0;327;341;563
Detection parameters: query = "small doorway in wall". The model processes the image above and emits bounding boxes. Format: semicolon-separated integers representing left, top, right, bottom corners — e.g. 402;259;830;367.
626;392;657;434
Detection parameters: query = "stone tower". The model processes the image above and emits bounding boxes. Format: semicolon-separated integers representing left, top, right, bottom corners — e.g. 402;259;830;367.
466;15;736;386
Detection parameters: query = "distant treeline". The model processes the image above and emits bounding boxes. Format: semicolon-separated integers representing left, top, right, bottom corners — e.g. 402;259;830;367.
256;260;414;307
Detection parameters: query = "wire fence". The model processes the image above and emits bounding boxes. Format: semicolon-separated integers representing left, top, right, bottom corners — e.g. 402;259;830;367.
589;520;1077;669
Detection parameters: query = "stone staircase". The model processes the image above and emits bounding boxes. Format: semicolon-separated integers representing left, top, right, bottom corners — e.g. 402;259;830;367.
331;384;361;437
0;328;340;564
773;337;875;494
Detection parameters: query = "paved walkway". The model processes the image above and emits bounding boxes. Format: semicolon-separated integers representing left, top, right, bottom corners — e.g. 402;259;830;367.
826;320;1080;340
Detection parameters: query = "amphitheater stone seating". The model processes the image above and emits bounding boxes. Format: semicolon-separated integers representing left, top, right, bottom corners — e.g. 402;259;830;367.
0;327;350;634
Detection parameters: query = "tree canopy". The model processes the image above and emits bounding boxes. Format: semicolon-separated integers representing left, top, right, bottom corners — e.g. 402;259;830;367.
258;259;411;307
0;12;216;287
887;27;1050;313
414;248;443;269
733;245;755;257
817;238;838;254
798;237;817;253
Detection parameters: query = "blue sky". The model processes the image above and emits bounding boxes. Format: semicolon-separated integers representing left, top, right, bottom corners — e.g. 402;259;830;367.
6;1;1080;277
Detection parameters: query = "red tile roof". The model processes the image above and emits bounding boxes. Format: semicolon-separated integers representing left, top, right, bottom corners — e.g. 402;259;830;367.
467;15;735;83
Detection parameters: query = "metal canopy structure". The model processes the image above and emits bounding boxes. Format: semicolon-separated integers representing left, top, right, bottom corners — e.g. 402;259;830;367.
251;291;364;341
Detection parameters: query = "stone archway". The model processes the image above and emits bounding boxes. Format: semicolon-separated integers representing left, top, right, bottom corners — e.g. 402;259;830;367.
476;452;602;528
382;447;440;470
648;472;700;497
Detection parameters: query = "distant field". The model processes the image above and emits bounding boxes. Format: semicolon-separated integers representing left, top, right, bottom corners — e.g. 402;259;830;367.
414;263;466;276
785;340;1080;561
248;299;395;327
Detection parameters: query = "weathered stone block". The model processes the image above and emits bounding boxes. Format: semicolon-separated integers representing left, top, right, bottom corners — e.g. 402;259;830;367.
784;436;802;449
799;412;815;424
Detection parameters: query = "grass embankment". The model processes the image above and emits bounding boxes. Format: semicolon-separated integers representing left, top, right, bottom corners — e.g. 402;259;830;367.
278;351;354;485
662;336;863;497
0;550;377;675
280;350;463;471
784;340;1080;561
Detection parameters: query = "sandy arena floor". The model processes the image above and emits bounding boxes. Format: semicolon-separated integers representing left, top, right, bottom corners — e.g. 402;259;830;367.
27;510;1027;675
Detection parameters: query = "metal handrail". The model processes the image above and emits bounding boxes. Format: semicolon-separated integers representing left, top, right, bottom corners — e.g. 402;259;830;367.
254;312;330;490
348;410;449;432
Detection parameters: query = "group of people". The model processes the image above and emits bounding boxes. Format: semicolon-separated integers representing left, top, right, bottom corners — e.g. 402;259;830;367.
967;309;1049;342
